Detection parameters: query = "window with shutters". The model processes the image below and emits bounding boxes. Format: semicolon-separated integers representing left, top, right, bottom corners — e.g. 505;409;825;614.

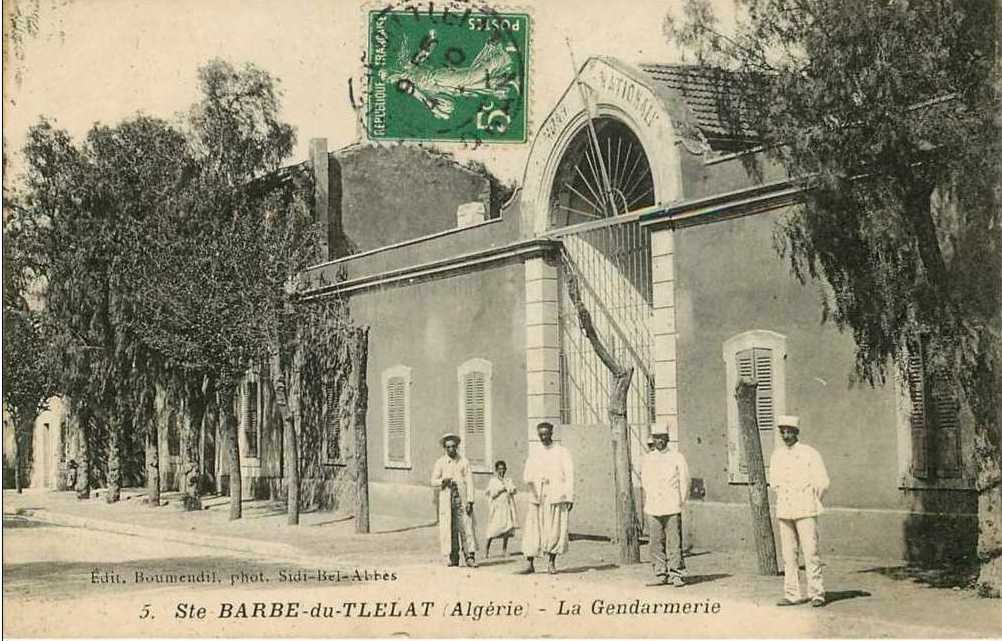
897;342;969;489
722;331;787;484
241;377;261;460
321;377;347;466
382;365;412;469
458;358;493;473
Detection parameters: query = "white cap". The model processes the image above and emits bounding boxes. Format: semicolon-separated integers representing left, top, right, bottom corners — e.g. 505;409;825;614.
777;415;800;429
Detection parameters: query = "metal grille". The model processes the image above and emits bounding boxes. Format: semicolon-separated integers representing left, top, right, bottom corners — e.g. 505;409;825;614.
555;217;655;432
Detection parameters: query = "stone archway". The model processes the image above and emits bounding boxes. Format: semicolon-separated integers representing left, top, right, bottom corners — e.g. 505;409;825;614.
520;57;685;237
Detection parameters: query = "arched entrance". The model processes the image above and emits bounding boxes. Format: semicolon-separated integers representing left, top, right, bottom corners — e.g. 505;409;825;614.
520;56;684;237
549;118;656;227
522;60;685;538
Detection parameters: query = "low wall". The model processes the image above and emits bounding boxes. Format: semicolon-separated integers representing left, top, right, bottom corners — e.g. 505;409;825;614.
688;500;977;564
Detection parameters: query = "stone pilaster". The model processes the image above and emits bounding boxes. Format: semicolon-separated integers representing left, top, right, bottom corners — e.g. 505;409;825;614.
651;228;679;441
525;256;562;444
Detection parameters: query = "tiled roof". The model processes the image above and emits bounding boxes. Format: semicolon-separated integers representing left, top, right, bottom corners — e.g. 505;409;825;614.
640;63;759;142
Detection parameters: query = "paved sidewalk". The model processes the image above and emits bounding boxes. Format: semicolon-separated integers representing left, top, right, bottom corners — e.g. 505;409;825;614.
4;488;1000;637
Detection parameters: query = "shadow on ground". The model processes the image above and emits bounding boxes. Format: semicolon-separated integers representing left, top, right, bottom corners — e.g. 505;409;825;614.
560;563;619;574
825;589;871;604
683;572;730;586
858;563;979;590
3;515;58;529
477;558;518;568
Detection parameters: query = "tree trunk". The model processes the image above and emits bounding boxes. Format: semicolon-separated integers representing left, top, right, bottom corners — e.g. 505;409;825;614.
181;378;206;511
201;394;219;495
269;344;300;526
974;406;1002;597
105;414;121;504
75;411;90;499
213;405;224;496
145;416;160;506
735;377;779;575
12;413;25;493
561;251;640;563
610;368;640;563
349;327;371;534
220;386;242;520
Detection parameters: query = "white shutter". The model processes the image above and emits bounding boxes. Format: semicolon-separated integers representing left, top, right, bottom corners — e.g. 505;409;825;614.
463;372;487;467
906;351;929;479
386;377;407;464
245;381;259;458
931;374;961;478
735;349;754;473
753;348;775;433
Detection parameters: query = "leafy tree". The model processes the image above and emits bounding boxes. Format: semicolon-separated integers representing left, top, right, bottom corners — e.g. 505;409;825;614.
19;116;191;502
2;207;55;492
667;0;1001;595
130;59;326;521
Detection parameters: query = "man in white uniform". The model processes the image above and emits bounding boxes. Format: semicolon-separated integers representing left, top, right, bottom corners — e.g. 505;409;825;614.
769;415;830;607
430;433;478;568
640;423;690;586
521;422;574;574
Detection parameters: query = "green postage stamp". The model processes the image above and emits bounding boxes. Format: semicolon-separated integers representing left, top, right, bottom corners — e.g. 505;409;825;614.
367;9;530;143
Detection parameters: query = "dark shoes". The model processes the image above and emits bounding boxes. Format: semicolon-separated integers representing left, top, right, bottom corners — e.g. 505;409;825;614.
810;597;826;608
465;555;478;568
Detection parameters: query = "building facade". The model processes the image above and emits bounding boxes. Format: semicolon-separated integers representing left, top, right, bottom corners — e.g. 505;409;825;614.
231;57;976;563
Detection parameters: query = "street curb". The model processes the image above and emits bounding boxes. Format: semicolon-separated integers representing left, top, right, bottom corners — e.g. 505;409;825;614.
15;508;308;561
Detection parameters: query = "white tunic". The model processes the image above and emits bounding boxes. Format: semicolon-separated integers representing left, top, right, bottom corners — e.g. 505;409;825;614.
523;443;574;505
769;442;830;520
430;454;477;556
640;449;690;516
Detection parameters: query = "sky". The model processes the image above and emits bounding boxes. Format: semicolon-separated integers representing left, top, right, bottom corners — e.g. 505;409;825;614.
3;0;738;183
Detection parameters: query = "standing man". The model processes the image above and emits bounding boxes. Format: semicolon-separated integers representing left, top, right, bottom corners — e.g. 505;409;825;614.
641;422;690;586
431;433;478;568
770;415;830;607
521;421;574;574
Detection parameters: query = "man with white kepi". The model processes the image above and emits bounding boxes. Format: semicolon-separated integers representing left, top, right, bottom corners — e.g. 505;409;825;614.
770;415;830;607
640;419;690;586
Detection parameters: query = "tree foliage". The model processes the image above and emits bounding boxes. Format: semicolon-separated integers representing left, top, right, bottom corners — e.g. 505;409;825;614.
667;0;1001;595
13;115;189;497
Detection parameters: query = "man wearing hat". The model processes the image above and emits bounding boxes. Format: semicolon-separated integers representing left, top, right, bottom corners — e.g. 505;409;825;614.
430;433;478;567
521;421;575;574
640;420;690;586
769;415;830;607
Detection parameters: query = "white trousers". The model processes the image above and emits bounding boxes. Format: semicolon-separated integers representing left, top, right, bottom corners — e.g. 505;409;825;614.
522;501;570;558
778;517;824;600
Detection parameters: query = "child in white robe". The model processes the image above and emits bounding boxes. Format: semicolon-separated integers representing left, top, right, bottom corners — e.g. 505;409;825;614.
484;460;517;557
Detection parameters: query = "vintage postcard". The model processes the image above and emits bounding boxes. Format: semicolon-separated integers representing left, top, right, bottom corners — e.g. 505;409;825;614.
3;0;1000;638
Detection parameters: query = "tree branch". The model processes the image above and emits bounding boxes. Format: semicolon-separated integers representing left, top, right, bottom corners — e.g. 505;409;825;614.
560;249;630;380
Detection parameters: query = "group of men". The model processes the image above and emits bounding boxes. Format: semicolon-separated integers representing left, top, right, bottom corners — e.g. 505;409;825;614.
431;422;573;574
431;416;830;607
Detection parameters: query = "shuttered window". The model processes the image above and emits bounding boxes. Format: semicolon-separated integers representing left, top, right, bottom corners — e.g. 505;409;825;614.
322;378;343;465
906;347;962;480
462;372;487;468
458;358;493;472
243;380;260;459
735;347;775;474
723;331;787;484
385;376;407;465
